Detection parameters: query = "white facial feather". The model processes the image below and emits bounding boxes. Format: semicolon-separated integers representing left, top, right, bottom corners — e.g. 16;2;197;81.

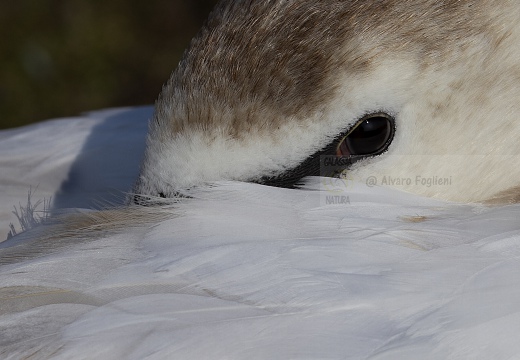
134;0;520;203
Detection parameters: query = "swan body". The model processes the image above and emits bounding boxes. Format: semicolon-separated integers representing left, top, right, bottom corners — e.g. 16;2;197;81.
3;2;520;358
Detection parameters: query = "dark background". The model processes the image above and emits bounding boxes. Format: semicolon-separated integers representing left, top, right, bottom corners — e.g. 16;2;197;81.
0;0;219;129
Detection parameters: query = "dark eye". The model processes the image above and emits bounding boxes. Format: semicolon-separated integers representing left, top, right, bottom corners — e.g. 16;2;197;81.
337;113;395;157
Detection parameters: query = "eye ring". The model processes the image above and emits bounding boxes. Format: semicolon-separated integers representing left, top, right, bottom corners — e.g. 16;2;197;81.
336;112;395;158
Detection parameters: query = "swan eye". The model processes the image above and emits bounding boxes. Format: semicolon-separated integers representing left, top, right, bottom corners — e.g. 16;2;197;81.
336;113;395;157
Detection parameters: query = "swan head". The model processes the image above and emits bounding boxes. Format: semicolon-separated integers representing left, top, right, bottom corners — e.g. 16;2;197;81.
134;1;520;203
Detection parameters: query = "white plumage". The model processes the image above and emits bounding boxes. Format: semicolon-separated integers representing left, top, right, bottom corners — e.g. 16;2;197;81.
1;109;520;359
2;1;520;358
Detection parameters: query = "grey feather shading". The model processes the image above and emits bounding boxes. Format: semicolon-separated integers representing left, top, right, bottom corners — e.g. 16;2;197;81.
6;188;51;241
